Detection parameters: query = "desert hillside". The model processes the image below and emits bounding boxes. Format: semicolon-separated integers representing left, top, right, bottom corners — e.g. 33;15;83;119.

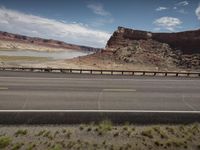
0;31;100;52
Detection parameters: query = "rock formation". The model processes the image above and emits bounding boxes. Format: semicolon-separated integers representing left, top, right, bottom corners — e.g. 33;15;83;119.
105;27;200;70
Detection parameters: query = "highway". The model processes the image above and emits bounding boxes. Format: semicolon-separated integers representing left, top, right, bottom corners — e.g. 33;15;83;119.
0;70;200;111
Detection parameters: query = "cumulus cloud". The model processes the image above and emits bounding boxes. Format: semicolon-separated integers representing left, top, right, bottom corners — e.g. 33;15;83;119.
87;3;110;16
153;17;182;31
176;1;189;6
196;5;200;20
0;7;111;48
156;7;168;11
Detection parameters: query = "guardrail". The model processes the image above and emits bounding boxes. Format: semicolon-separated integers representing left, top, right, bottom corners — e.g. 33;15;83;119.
0;67;200;77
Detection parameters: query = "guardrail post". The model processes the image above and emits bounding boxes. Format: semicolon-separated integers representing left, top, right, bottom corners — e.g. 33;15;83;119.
111;71;113;75
154;72;156;76
176;73;179;77
90;70;92;74
132;72;134;75
199;73;200;77
165;73;167;76
122;71;124;75
69;69;72;73
143;72;145;76
80;70;82;74
101;70;103;75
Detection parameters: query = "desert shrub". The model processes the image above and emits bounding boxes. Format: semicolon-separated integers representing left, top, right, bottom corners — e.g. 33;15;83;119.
141;129;153;138
14;129;27;136
98;120;112;132
0;136;11;148
11;142;24;150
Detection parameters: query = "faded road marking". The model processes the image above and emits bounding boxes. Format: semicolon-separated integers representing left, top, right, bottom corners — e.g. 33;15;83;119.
182;95;196;111
0;87;8;90
103;89;137;92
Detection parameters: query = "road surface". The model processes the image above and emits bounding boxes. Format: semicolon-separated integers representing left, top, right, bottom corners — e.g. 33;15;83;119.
0;71;199;111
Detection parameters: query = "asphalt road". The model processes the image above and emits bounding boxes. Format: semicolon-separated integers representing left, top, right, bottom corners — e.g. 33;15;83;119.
0;71;200;111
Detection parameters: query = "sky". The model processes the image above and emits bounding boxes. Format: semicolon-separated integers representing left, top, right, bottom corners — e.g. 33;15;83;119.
0;0;199;48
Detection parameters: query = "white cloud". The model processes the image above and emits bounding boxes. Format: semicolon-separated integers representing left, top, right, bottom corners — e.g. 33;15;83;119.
156;7;168;11
87;3;110;16
153;17;182;31
176;1;189;6
196;5;200;20
0;7;111;48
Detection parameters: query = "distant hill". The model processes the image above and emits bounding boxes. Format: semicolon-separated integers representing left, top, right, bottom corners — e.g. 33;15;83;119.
0;31;100;52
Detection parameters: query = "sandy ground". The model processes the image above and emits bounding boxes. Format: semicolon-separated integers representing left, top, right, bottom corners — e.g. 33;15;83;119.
0;50;199;72
0;123;200;150
0;53;185;72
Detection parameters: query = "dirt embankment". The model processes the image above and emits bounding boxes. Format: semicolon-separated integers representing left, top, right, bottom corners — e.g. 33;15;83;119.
0;123;200;150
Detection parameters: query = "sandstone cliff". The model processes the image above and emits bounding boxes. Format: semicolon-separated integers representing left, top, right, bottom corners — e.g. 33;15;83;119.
105;27;200;70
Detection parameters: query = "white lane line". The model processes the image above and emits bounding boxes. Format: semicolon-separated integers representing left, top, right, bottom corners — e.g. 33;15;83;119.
182;95;196;111
0;110;200;113
0;76;199;82
0;87;8;90
103;89;136;92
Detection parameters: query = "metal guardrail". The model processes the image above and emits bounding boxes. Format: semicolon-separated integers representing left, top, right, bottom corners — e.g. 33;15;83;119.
0;67;200;77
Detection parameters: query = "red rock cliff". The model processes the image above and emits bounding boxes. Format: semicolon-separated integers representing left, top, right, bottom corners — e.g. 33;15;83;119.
107;27;200;54
105;27;200;70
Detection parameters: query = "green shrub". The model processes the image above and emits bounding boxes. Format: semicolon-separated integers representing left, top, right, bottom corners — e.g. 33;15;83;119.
50;144;62;150
14;129;27;136
141;129;153;138
79;125;84;131
35;130;46;136
113;132;119;137
11;142;24;150
62;129;66;133
98;120;112;132
0;136;11;148
26;143;36;150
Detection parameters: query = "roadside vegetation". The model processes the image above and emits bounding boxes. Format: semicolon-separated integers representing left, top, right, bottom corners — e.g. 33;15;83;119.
0;122;200;150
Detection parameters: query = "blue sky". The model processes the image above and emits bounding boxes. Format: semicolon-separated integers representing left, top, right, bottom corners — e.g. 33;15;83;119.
0;0;199;47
